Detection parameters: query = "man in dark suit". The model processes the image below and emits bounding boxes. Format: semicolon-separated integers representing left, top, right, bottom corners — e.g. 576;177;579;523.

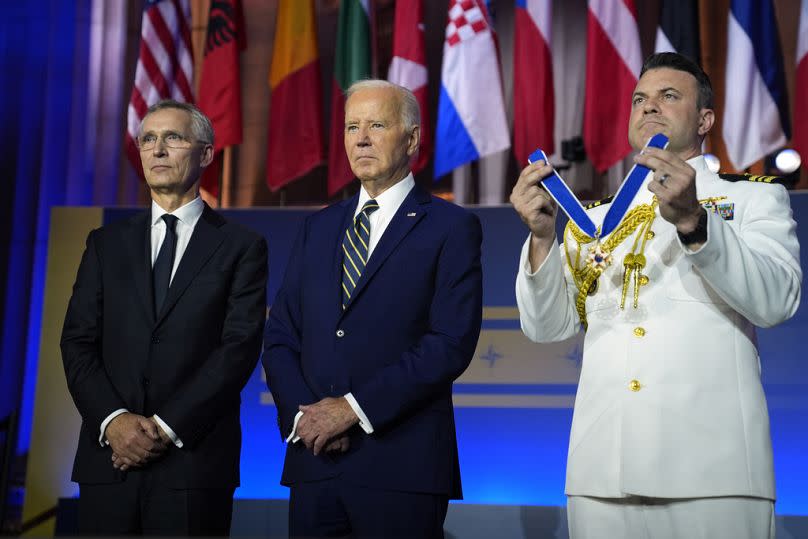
263;80;483;538
61;100;268;535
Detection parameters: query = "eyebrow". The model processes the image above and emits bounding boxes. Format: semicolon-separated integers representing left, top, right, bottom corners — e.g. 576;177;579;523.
140;129;184;137
632;86;682;98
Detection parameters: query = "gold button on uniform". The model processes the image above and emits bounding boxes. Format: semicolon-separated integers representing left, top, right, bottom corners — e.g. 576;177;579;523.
633;327;646;337
629;379;642;392
639;275;649;286
645;230;655;240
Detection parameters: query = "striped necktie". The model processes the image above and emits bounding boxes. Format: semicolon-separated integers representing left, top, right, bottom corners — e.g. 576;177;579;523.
342;199;379;309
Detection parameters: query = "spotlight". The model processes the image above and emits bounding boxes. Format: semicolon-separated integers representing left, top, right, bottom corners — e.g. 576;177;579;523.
774;149;801;174
703;153;721;174
765;149;800;189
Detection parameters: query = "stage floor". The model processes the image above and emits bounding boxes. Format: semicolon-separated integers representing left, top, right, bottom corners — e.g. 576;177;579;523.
55;498;808;538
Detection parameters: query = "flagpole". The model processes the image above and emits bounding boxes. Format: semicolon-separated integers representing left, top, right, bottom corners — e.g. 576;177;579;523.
215;153;223;208
369;0;378;78
221;146;233;207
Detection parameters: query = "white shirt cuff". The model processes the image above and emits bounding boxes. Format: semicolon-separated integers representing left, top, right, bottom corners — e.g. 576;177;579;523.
153;414;183;448
99;408;128;446
286;411;304;443
521;233;557;278
344;392;373;434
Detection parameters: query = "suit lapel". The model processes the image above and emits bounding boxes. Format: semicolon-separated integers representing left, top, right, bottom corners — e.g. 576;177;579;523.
341;185;429;315
125;210;156;324
155;204;226;325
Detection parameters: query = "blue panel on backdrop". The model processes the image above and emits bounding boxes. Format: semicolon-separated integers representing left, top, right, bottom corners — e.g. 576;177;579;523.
100;196;808;514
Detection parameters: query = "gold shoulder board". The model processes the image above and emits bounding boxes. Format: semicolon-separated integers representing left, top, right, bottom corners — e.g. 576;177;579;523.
585;194;615;210
718;173;788;185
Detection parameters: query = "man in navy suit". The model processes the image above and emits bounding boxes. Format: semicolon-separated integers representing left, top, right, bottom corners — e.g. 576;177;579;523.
263;80;483;538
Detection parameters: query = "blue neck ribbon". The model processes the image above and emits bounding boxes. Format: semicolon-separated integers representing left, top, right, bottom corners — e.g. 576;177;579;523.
528;133;669;239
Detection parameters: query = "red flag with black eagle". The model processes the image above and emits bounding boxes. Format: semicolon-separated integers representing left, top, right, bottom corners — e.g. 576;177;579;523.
197;0;246;197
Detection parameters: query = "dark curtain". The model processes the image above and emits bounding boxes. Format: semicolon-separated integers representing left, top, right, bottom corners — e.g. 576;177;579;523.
0;0;96;455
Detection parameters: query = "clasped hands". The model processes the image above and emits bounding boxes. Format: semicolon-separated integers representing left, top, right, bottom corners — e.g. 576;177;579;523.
105;412;172;472
295;397;359;456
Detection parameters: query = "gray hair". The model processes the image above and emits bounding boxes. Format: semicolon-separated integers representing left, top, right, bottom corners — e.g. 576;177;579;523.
346;79;420;131
139;99;215;146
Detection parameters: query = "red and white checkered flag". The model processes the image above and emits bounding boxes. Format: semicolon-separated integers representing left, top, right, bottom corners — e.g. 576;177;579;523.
125;0;194;176
445;0;489;46
434;0;509;179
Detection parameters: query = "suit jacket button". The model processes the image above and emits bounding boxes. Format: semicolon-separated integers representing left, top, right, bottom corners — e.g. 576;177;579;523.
152;336;160;344
143;377;150;386
336;329;345;338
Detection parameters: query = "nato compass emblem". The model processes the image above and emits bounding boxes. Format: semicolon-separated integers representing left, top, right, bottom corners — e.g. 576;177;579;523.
564;339;584;370
480;344;503;368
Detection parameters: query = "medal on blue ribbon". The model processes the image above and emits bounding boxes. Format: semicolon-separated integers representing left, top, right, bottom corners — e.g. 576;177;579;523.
528;133;669;240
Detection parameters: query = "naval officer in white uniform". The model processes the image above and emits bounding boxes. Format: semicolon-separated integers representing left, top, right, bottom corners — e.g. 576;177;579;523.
511;52;801;538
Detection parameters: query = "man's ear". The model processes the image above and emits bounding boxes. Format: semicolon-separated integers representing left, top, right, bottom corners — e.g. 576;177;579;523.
407;125;421;157
200;143;215;168
698;108;715;137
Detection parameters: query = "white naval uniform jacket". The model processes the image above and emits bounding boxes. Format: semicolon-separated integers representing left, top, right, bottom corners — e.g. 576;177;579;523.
515;155;801;500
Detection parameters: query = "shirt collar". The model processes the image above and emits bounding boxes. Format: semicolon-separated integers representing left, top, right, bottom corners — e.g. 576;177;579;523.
687;154;707;172
151;196;204;227
355;173;415;217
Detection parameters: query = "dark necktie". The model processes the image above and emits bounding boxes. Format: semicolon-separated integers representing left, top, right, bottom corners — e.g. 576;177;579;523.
341;199;379;309
153;214;179;314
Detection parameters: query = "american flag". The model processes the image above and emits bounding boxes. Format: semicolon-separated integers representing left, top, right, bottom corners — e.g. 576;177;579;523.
125;0;194;174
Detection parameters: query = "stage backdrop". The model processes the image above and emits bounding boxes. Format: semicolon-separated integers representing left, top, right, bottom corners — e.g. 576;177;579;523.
22;198;808;534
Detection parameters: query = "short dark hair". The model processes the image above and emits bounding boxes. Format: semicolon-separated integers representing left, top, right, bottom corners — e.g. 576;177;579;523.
640;52;713;110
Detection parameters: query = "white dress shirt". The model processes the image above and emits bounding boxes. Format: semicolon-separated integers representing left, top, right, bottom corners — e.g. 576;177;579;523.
288;174;415;443
98;196;205;448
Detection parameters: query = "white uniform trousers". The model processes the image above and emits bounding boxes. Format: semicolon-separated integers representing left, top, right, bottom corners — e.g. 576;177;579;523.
567;495;775;539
